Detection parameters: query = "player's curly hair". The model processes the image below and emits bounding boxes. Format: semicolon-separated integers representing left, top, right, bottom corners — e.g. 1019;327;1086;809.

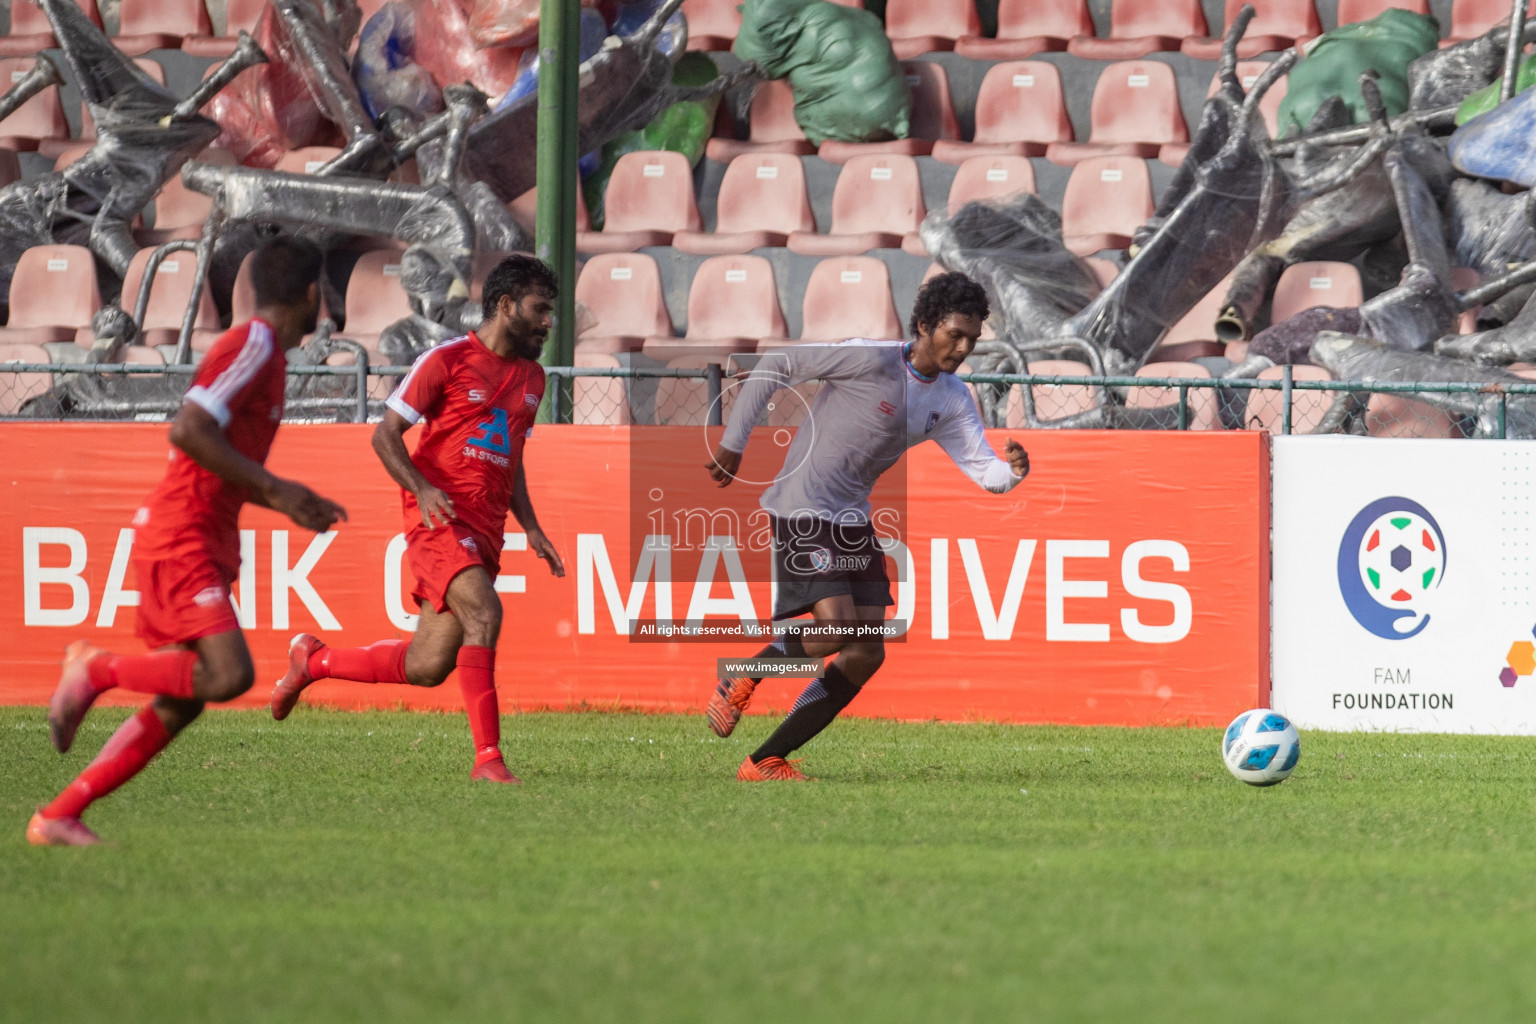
908;271;990;339
482;254;560;321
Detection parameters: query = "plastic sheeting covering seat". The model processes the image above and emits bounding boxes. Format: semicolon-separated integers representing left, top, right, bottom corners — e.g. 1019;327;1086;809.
1160;61;1289;166
799;256;902;341
579;150;702;253
932;61;1072;163
1155;270;1240;362
1181;0;1320;59
0;245;101;345
1068;0;1208;60
673;152;814;254
955;0;1092;60
818;61;959;163
883;0;982;59
1045;61;1189;166
787;154;925;255
137;146;236;245
704;78;817;162
1060;156;1155;255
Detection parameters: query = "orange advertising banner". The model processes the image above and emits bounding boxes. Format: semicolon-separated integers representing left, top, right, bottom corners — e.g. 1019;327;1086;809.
0;424;1268;725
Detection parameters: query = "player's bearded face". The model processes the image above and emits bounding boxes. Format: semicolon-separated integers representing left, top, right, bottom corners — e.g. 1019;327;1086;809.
508;293;555;359
929;314;982;373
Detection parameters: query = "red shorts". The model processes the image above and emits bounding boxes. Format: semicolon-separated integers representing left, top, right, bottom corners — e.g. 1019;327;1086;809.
406;522;502;613
132;555;240;650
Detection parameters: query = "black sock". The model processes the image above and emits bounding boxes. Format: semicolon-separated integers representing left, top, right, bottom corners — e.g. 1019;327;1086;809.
745;628;807;684
751;664;860;762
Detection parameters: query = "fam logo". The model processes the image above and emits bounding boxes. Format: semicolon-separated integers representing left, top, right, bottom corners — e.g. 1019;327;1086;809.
1336;496;1447;640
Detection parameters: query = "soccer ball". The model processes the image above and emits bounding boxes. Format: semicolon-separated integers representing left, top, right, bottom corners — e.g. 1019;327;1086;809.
1221;709;1300;787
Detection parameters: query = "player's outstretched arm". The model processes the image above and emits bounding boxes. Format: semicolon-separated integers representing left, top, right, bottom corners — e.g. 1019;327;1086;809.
931;402;1030;493
510;464;564;577
372;409;456;529
168;403;347;532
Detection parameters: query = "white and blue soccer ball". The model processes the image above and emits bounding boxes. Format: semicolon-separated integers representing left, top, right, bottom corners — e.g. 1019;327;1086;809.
1221;709;1300;786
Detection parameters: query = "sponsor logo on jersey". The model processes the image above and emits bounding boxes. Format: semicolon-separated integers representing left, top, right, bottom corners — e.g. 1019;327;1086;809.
525;393;539;407
459;536;479;553
193;585;227;608
924;411;941;434
878;400;897;416
469;389;487;403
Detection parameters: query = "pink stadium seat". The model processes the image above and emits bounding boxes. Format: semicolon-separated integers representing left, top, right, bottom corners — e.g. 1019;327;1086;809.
575;252;672;352
509;182;601;252
1156;271;1239;362
704;79;816;163
1247;364;1333;433
49;141;93;170
138;147;236;245
1046;61;1189;166
78;58;165;146
0;245;100;345
580;150;702;253
945;156;1038;211
1068;0;1208;59
1127;362;1219;429
788;155;925;256
1337;0;1430;24
1182;0;1321;59
1270;261;1364;322
1060;156;1155;255
799;257;903;341
0;0;103;56
0;341;52;413
1447;0;1532;42
113;343;165;365
672;153;814;254
884;0;982;59
112;0;215;54
955;0;1093;59
120;246;222;351
819;62;960;163
1083;257;1121;288
230;251;259;324
932;61;1072;163
339;249;414;348
681;0;739;51
182;0;268;56
671;254;787;350
0;57;69;152
1006;359;1097;426
1367;393;1462;437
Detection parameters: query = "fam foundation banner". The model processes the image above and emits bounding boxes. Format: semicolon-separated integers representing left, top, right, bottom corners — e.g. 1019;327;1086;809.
0;424;1267;725
1273;437;1536;733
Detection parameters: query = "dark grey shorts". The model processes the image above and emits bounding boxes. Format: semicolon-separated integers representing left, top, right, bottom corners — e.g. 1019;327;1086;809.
771;515;894;620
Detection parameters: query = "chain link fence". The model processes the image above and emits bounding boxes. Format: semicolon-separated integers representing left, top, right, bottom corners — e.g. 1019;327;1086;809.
2;361;1534;437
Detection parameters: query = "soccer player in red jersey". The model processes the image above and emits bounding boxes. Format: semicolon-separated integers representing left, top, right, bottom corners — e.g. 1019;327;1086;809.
270;254;565;784
28;237;347;847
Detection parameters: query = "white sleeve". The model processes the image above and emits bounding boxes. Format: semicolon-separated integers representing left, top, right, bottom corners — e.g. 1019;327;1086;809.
184;322;274;429
719;343;880;454
930;391;1024;494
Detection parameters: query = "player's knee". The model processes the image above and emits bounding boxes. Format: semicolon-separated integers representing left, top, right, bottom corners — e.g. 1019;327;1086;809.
845;640;885;674
459;600;502;646
203;661;255;702
405;661;452;688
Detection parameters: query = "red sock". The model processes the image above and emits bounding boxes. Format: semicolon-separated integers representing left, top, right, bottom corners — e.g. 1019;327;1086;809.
456;645;500;758
43;705;173;820
87;650;197;699
310;640;408;684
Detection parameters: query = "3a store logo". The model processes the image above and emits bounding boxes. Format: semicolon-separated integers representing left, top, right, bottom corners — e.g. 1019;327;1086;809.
1337;496;1447;640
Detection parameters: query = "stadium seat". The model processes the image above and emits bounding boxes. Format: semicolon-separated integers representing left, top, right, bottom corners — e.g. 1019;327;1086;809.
818;62;960;163
1045;61;1189;166
1336;0;1430;25
884;0;982;59
182;0;268;56
1060;156;1155;255
945;156;1038;210
111;343;166;365
955;0;1093;59
274;146;344;175
78;58;165;147
1181;0;1321;59
575;252;672;353
1156;272;1239;362
1247;363;1333;433
787;155;925;255
111;0;215;54
0;245;101;345
119;246;222;351
666;255;788;353
1270;261;1364;322
1367;393;1462;437
580;151;702;253
672;153;814;254
704;79;816;163
1163;63;1288;165
681;0;739;51
1446;0;1533;42
49;142;93;171
0;341;52;414
337;249;415;349
799;257;903;341
138;147;236;245
1083;257;1121;288
932;62;1072;163
0;57;69;153
1006;359;1097;426
1068;0;1208;59
1127;362;1219;429
0;0;103;57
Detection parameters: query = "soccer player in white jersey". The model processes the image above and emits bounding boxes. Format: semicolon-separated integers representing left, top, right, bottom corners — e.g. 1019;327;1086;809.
703;272;1030;780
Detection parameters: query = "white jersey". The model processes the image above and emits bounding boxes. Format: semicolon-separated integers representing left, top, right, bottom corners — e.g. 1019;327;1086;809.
718;339;1023;521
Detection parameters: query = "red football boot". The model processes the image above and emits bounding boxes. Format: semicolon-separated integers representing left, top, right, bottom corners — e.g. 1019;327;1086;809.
470;749;522;784
48;641;106;754
26;811;102;847
271;634;325;721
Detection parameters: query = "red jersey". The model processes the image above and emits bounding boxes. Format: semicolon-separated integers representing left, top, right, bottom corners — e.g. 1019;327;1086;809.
132;318;287;575
385;333;545;542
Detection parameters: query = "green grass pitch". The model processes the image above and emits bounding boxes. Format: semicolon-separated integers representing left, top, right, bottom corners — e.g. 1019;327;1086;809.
5;705;1536;1023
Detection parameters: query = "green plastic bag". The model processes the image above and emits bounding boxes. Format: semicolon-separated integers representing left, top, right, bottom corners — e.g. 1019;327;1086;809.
1456;55;1536;124
584;52;720;230
1275;9;1439;137
734;0;910;146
